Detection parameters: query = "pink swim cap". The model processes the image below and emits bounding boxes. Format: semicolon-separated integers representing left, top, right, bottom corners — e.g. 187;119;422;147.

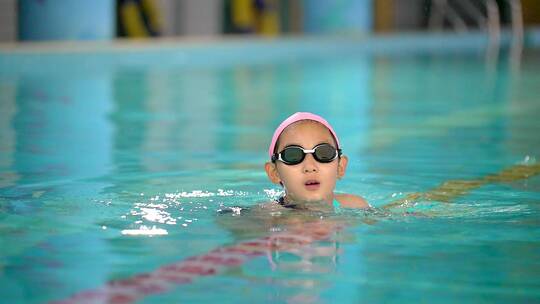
268;112;341;158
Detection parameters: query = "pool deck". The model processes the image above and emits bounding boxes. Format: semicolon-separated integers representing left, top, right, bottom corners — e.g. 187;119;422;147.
0;28;539;75
1;28;539;54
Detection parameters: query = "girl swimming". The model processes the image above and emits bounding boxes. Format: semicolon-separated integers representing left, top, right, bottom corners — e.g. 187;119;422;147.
265;112;369;211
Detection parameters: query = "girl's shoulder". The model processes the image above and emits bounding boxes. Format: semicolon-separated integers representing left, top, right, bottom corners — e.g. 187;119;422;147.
335;193;370;209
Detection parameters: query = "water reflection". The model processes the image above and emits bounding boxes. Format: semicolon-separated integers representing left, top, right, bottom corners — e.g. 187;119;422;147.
104;54;373;196
2;73;114;189
216;203;367;303
0;71;115;217
0;70;115;302
365;51;540;193
0;80;18;188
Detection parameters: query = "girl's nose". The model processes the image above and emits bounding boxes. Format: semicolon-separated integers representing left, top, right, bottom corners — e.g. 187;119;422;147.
302;154;318;173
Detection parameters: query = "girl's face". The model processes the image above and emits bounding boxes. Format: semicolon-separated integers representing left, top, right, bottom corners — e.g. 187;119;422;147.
265;121;348;204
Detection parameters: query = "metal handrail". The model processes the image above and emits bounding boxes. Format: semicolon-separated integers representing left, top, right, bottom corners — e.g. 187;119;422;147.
429;0;500;45
485;0;501;47
428;0;524;52
507;0;524;66
508;0;524;48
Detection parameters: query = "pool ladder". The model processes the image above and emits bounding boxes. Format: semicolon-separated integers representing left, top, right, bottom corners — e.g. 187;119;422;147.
428;0;524;54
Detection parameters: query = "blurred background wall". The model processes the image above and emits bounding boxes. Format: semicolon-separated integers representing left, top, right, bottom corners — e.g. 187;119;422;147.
0;0;17;42
18;0;115;41
0;0;539;42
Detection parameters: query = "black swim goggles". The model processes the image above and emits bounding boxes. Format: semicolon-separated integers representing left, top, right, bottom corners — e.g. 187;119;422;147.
271;143;342;165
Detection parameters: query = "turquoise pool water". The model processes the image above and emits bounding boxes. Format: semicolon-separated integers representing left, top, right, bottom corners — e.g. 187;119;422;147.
1;35;540;303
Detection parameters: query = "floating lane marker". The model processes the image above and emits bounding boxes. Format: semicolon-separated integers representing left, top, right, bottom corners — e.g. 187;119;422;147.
50;221;343;304
383;163;540;209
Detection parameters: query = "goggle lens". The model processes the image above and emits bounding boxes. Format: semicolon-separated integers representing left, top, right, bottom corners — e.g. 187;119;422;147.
273;144;341;165
281;147;305;164
314;144;336;162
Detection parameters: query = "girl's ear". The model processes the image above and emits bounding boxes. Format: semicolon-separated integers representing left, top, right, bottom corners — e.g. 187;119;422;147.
265;162;282;184
337;155;348;179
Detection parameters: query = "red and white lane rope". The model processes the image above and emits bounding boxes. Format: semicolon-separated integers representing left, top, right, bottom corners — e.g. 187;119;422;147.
50;221;343;304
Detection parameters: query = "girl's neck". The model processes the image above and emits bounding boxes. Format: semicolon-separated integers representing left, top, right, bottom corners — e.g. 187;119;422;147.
282;194;335;211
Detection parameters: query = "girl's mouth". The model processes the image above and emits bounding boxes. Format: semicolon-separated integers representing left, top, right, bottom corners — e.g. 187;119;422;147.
304;180;320;191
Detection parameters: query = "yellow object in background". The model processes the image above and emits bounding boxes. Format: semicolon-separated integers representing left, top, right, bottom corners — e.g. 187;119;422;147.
118;0;161;38
120;1;148;37
230;0;280;35
522;0;540;25
374;0;394;32
258;0;279;36
232;0;256;32
140;0;162;34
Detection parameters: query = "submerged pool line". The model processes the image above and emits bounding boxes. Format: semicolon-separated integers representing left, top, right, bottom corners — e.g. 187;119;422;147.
51;162;540;304
383;162;540;209
51;221;345;304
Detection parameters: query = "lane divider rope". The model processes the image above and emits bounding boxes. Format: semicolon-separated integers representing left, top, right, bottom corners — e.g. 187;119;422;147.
383;163;540;209
51;221;344;304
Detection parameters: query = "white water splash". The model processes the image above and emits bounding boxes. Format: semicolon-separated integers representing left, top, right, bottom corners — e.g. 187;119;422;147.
121;225;168;236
